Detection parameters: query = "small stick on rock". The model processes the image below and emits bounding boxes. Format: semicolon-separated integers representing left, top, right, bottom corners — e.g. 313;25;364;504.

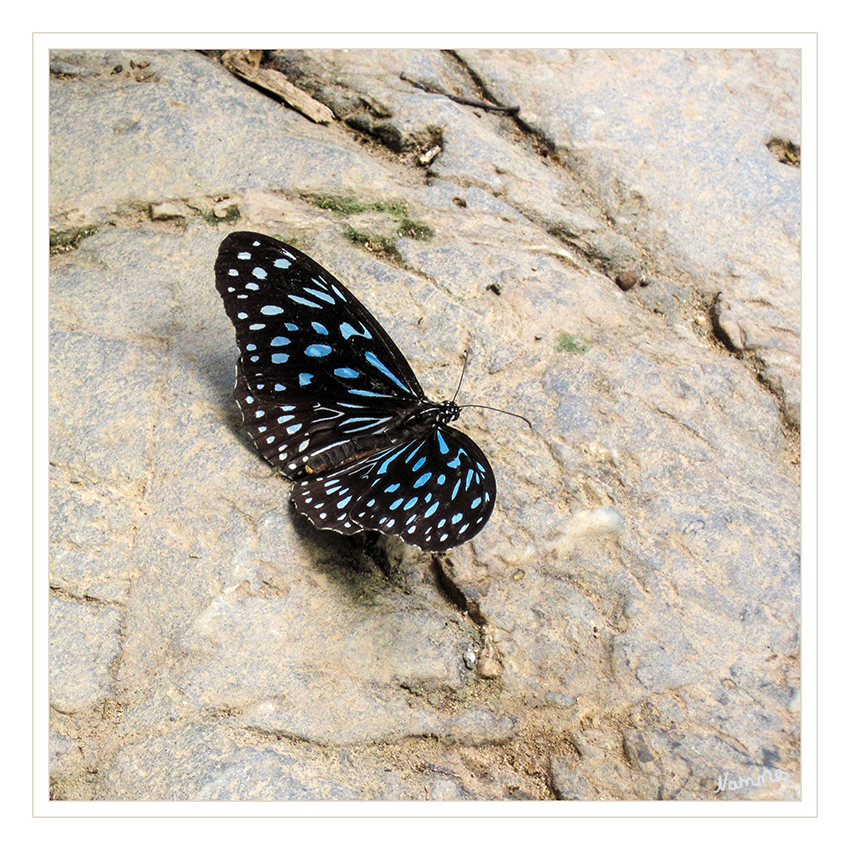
400;72;520;115
222;50;335;125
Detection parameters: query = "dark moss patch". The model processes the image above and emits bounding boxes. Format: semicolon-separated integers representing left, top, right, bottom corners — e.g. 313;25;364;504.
767;138;801;167
555;332;590;354
212;205;241;224
271;233;303;250
305;194;403;218
185;197;241;225
396;219;433;240
343;227;404;263
50;226;99;254
304;194;433;243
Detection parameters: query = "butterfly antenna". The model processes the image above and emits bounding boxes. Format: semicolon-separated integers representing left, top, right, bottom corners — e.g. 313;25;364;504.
460;404;534;429
453;350;533;429
451;348;471;404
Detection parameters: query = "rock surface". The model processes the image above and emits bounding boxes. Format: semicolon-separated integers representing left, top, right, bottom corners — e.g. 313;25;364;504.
49;48;800;801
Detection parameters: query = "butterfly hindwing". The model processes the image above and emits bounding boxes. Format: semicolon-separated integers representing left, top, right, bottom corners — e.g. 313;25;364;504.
291;426;496;549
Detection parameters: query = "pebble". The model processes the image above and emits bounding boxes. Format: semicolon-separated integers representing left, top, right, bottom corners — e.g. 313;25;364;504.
615;269;648;290
149;202;185;222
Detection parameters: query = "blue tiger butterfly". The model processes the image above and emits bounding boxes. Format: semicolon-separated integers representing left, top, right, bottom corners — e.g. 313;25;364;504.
215;231;501;550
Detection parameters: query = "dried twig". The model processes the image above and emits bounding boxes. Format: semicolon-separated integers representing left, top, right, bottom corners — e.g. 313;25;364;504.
400;72;520;115
222;50;335;125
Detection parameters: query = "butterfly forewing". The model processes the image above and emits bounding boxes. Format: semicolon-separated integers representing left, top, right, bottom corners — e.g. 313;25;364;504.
215;231;500;550
216;233;425;477
292;426;496;549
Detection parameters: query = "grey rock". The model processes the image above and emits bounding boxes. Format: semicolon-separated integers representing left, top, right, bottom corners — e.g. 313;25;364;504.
49;47;801;801
49;597;122;714
49;49;394;222
50;60;100;78
456;48;802;429
49;466;141;604
104;723;363;801
49;330;166;484
550;756;590;800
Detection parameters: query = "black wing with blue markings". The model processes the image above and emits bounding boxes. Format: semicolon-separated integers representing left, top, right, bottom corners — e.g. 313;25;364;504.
215;231;496;550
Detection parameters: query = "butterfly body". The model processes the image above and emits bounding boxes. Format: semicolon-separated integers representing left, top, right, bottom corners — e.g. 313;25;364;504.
215;232;496;550
298;398;461;475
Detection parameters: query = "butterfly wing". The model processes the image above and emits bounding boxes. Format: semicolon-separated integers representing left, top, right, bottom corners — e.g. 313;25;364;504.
291;425;496;550
215;232;425;478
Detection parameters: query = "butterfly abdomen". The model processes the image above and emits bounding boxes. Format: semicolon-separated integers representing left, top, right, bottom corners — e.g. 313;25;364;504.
303;400;449;474
302;431;407;475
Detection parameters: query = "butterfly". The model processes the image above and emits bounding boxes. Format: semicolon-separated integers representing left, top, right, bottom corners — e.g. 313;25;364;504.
215;231;498;551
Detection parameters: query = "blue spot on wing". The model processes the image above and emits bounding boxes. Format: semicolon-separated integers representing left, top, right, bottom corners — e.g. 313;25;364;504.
376;446;409;476
340;322;372;340
305;344;332;357
289;295;321;308
365;351;412;393
304;287;335;304
348;388;392;398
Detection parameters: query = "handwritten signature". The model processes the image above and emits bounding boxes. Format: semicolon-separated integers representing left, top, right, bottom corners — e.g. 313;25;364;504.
714;768;791;793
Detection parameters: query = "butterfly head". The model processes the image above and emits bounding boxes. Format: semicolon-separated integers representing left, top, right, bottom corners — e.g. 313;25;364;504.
437;399;461;425
402;398;461;431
